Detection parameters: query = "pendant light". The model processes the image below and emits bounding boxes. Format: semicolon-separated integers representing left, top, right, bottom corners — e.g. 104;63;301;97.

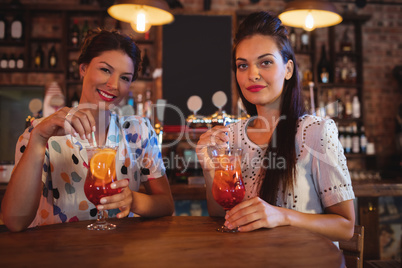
278;0;343;31
107;0;174;33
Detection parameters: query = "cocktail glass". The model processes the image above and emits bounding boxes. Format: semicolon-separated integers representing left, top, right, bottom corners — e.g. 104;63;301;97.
84;146;121;230
212;148;245;232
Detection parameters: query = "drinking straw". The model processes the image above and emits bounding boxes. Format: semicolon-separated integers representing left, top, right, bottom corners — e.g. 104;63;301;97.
92;131;97;147
223;115;230;150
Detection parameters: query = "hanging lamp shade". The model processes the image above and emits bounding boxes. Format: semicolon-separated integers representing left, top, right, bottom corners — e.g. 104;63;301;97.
278;0;342;31
107;0;174;33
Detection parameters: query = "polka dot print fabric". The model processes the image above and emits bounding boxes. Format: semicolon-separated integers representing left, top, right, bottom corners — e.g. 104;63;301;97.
14;115;165;227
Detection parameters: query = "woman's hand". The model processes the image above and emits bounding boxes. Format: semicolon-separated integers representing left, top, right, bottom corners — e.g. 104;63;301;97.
96;179;133;219
224;197;289;232
31;106;96;145
224;197;356;241
196;126;229;171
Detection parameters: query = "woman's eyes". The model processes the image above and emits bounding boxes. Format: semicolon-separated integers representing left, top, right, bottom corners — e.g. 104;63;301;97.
101;67;131;82
237;60;273;70
101;67;111;73
261;60;273;66
121;76;131;82
237;63;247;70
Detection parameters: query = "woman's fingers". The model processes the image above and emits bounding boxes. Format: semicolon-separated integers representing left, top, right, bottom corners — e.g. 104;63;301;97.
63;107;96;141
196;126;229;170
97;185;132;214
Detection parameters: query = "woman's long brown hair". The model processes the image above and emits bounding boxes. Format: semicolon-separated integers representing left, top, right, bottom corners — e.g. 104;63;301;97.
232;11;306;204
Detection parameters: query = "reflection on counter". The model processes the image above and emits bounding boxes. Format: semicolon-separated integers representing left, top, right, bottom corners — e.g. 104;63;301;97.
173;200;209;217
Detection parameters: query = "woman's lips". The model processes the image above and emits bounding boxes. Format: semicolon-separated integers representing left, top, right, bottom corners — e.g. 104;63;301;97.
97;89;116;102
246;85;265;92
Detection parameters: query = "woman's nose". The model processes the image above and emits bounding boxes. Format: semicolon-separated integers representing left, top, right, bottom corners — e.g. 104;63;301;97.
106;75;118;90
249;66;261;82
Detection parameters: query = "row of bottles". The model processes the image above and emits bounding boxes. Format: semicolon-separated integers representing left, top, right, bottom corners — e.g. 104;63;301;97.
316;90;361;120
289;27;311;53
316;28;357;85
126;89;153;119
334;55;357;84
0;53;24;69
0;13;24;41
70;19;90;48
338;123;367;154
1;44;58;70
33;44;58;69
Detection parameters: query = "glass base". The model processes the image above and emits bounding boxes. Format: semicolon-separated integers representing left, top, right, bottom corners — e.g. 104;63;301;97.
87;221;116;231
217;225;239;233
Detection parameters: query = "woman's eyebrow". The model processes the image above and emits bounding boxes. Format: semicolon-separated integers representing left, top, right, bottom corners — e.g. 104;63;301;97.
258;53;275;59
236;53;276;62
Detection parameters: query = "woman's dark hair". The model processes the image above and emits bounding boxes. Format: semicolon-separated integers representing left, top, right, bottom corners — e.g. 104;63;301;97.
233;11;306;204
78;28;142;82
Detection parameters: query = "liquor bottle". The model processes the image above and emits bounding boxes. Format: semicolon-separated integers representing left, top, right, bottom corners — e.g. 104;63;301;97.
344;127;352;154
8;53;16;69
136;93;144;116
340;56;349;83
144;88;153;119
0;14;6;40
289;27;297;51
340;28;352;53
326;89;335;118
352;123;360;154
348;57;357;84
141;49;151;78
34;44;44;68
10;14;23;40
16;53;24;69
81;20;89;43
344;93;353;118
127;91;135;107
317;44;330;83
336;94;344;119
360;126;367;154
71;19;80;48
352;95;361;119
48;44;58;69
338;126;346;149
300;29;309;52
0;53;8;69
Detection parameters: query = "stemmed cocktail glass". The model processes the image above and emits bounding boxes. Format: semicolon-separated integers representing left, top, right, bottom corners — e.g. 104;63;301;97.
211;148;245;232
84;146;121;230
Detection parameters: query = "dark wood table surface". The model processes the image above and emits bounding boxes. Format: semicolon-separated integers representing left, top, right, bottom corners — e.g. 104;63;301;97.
0;216;344;268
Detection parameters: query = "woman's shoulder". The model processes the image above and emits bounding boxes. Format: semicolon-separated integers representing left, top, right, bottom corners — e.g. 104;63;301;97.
119;116;153;130
296;115;338;143
296;115;337;132
230;118;251;131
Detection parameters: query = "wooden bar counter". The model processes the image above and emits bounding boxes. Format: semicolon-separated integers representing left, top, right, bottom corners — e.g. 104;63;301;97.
0;216;344;268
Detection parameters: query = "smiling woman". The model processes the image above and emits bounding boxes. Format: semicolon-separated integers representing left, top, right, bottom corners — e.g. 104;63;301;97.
1;29;174;232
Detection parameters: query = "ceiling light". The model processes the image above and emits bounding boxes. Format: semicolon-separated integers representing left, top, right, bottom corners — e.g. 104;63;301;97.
108;0;174;33
278;0;343;31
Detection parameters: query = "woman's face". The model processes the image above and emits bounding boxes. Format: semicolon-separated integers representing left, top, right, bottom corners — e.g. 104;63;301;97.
79;50;134;110
235;34;293;107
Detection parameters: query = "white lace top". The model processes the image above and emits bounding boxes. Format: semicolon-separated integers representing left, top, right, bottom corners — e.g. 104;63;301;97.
228;114;355;213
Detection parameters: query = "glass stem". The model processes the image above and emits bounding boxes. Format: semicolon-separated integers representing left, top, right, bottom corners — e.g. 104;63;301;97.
97;210;107;225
